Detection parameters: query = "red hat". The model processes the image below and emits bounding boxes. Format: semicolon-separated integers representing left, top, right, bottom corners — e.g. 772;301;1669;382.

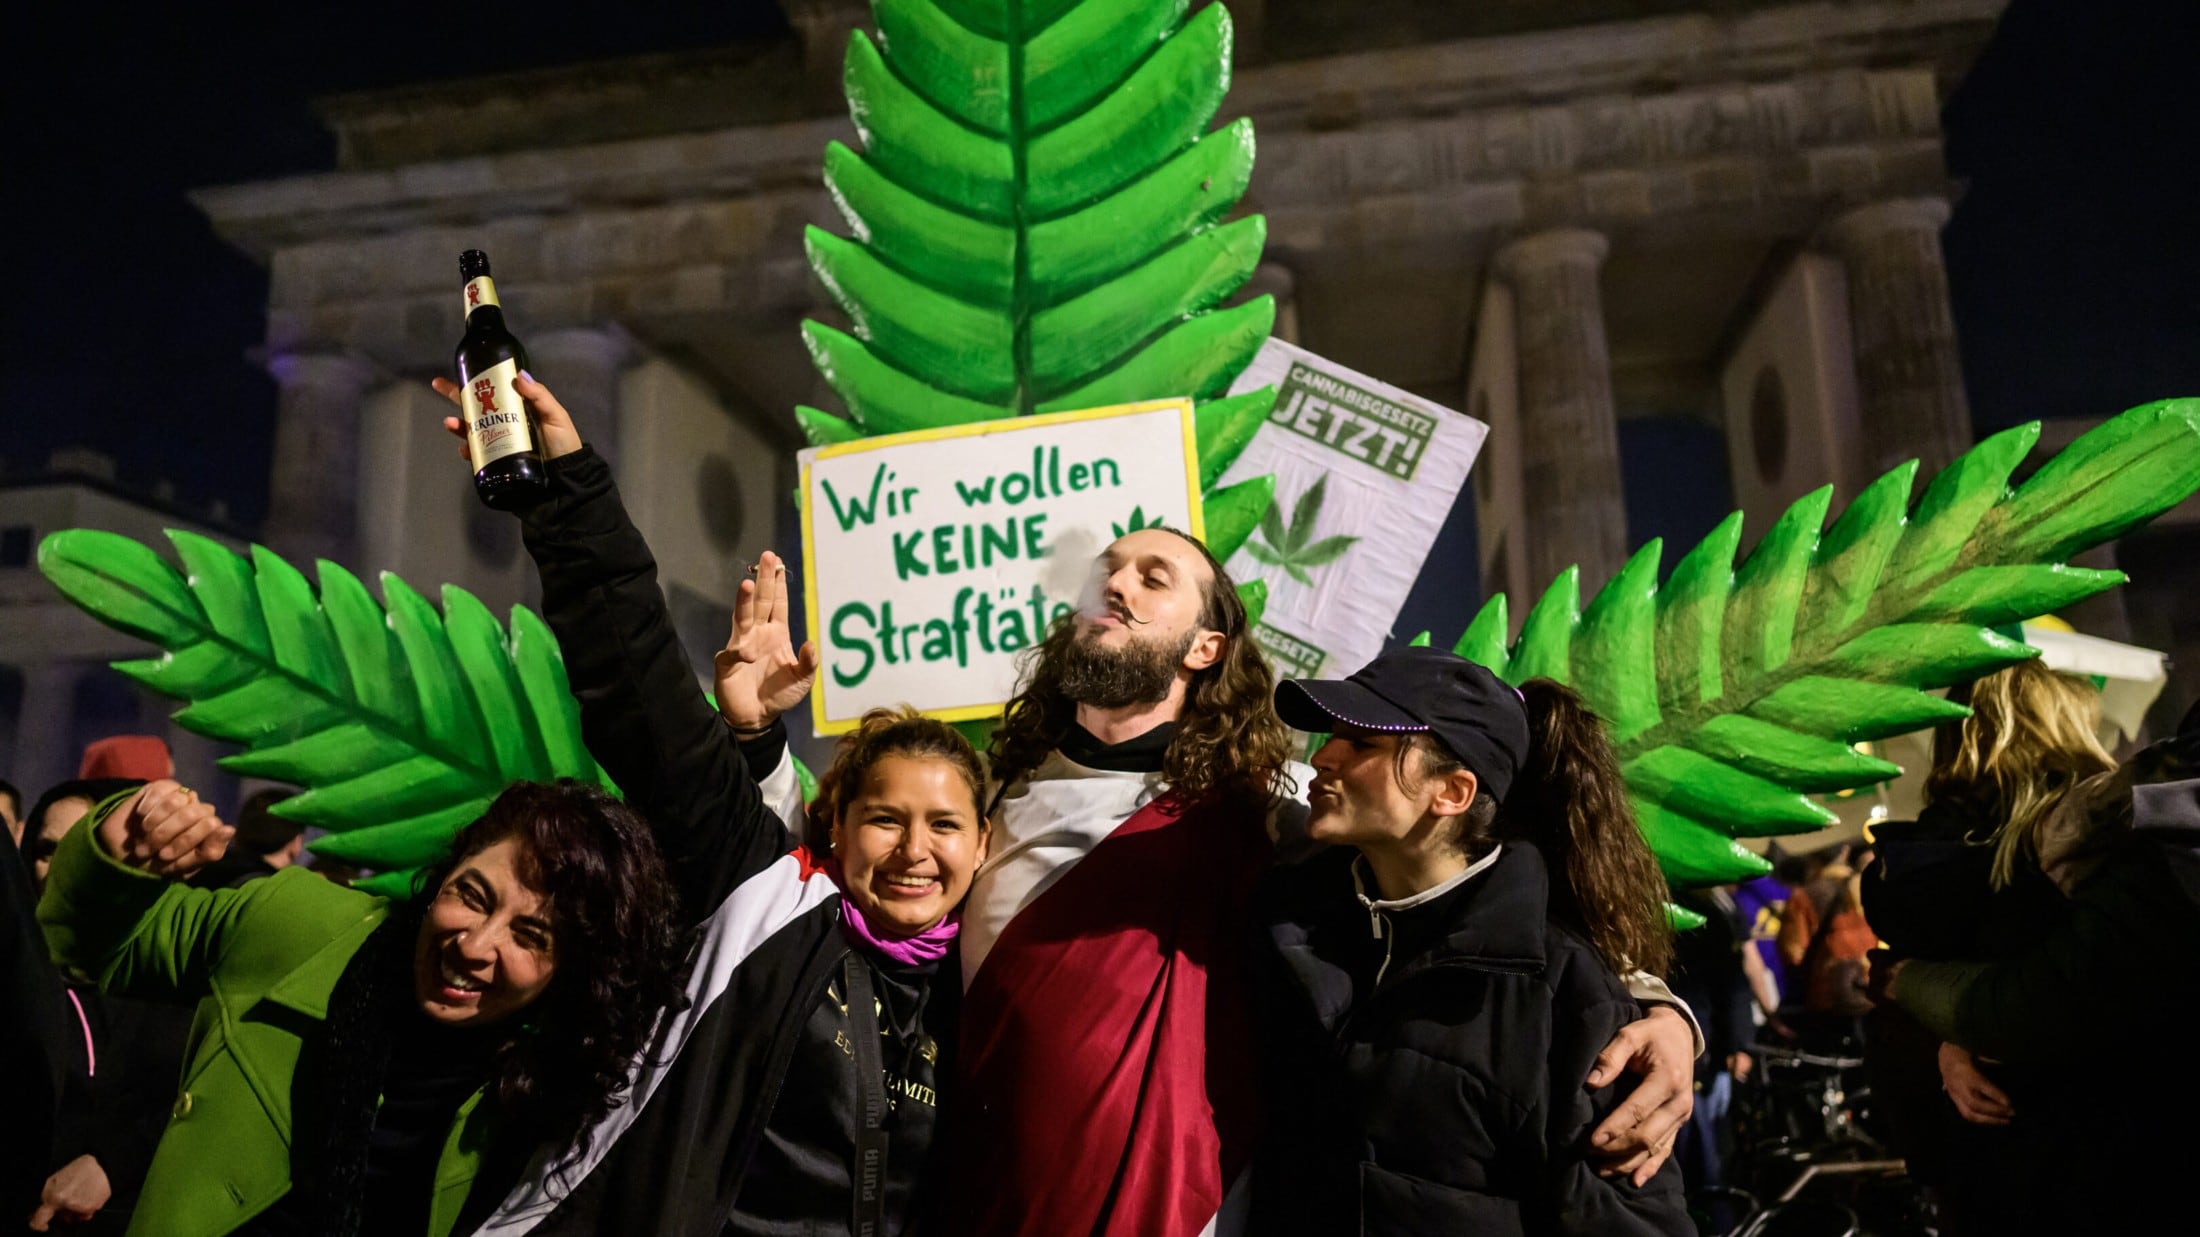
78;735;175;782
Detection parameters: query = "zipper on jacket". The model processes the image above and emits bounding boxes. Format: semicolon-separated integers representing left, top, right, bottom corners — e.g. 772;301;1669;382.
1370;906;1397;988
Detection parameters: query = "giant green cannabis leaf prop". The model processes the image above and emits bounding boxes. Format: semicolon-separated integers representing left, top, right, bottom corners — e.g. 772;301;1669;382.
41;404;2196;890
37;530;608;896
796;0;1279;563
1442;400;2200;886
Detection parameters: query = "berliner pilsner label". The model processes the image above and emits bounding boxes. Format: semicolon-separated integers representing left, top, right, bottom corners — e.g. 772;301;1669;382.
461;357;533;467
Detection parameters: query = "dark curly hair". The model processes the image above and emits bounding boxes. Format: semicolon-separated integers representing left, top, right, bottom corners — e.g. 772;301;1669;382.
989;529;1295;811
436;780;690;1150
297;781;687;1234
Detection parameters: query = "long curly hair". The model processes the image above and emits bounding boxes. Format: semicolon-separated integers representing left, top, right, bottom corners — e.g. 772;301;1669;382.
296;780;688;1235
1927;659;2117;889
802;706;989;852
1420;679;1674;976
988;530;1294;810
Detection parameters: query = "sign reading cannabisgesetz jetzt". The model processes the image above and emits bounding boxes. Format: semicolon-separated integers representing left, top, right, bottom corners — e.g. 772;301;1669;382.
1216;339;1489;681
800;399;1203;734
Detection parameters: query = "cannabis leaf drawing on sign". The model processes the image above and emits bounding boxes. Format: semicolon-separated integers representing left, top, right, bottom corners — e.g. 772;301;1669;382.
1110;505;1169;539
1244;475;1360;584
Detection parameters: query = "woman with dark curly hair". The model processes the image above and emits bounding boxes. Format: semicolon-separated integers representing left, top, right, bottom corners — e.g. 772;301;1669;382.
36;776;687;1237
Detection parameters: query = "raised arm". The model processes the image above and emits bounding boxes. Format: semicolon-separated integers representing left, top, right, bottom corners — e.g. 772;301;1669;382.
435;375;813;914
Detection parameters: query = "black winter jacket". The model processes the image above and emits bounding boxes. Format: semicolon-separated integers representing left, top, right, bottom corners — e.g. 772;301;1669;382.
468;449;955;1237
1249;842;1690;1237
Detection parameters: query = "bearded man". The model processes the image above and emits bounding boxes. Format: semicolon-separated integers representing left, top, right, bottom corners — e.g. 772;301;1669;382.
946;528;1701;1237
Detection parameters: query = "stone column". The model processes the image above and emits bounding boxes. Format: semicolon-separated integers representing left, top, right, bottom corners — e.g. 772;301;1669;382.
1232;0;1269;66
12;661;86;804
264;351;379;568
529;326;636;466
1247;261;1300;345
1492;228;1628;593
786;0;874;115
1821;197;1971;477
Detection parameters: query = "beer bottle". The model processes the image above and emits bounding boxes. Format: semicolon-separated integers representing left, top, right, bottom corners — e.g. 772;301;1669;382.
454;249;546;508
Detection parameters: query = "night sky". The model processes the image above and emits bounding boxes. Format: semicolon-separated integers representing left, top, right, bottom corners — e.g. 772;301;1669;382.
6;0;2197;560
2;1;789;527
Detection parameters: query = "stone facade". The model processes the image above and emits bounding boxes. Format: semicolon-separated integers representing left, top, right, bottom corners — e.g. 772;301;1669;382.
155;0;2044;714
190;0;2007;620
0;473;245;805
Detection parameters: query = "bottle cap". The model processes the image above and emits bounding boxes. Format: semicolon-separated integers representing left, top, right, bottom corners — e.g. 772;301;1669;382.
459;250;492;279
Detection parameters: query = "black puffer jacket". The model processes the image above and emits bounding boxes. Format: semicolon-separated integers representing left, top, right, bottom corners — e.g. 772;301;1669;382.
1249;842;1690;1237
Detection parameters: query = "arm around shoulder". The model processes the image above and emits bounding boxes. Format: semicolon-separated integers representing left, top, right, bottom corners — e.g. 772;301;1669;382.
1543;983;1696;1237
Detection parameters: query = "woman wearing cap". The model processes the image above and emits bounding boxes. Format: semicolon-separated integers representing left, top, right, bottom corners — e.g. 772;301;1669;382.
1249;647;1692;1236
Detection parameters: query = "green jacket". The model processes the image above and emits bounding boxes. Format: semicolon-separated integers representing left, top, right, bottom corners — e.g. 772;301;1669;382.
36;802;498;1237
1893;831;2200;1062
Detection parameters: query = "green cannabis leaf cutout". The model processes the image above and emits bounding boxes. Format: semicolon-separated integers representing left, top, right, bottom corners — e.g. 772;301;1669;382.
1243;474;1360;585
1444;400;2200;888
37;529;611;897
795;0;1278;559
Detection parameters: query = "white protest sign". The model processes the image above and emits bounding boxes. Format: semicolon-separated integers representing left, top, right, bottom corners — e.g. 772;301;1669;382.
1216;339;1488;680
800;399;1203;734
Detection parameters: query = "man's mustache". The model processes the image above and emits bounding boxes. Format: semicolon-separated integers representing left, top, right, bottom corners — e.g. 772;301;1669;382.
1108;599;1151;627
1080;585;1152;628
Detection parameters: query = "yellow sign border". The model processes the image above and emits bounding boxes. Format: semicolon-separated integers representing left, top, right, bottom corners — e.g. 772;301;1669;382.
800;398;1206;736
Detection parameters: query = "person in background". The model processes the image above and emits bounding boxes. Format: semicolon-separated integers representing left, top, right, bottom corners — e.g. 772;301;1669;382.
1863;660;2115;1237
75;738;172;784
1669;885;1757;1215
1249;650;1692;1236
31;946;193;1234
3;785;72;1231
187;788;303;889
1731;864;1790;1016
1733;851;1800;1023
1776;842;1877;1035
2;779;23;848
12;776;189;1234
1884;705;2200;1235
21;780;142;894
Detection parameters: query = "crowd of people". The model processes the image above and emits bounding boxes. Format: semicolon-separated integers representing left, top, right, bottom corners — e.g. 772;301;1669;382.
1661;660;2200;1233
3;371;2193;1235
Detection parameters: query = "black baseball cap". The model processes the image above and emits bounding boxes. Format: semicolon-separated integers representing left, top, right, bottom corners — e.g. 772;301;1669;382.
1275;646;1530;802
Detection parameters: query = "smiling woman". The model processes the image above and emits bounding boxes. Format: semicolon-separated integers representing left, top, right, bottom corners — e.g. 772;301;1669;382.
802;709;991;941
34;778;688;1237
460;376;1002;1235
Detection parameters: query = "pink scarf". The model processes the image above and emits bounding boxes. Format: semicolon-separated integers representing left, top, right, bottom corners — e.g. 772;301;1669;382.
834;868;961;967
